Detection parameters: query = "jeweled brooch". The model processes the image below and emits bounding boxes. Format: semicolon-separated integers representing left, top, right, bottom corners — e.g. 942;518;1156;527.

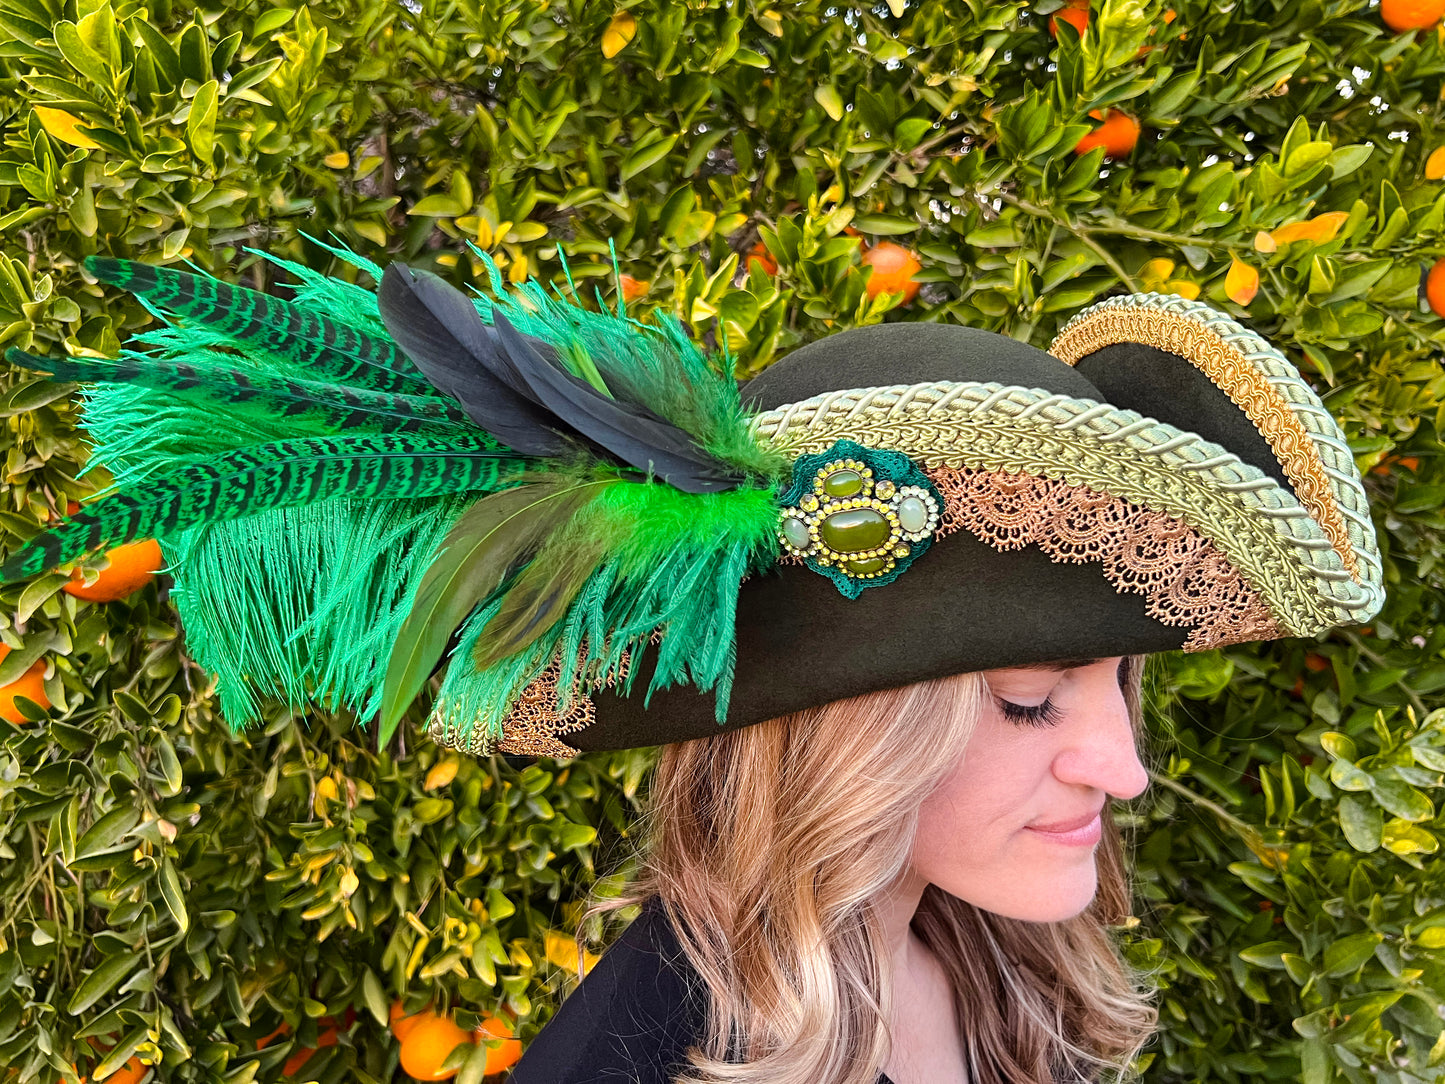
777;440;941;598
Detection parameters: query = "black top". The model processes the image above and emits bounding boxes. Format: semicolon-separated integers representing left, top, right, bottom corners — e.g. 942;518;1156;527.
509;896;896;1084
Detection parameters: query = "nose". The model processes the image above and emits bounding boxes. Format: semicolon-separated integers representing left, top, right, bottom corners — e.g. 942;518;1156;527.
1051;675;1149;800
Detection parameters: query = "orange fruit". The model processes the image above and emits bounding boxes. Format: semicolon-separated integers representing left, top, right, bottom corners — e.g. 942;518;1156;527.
255;1022;292;1049
745;241;777;275
472;1014;522;1075
62;538;164;602
399;1013;473;1081
0;644;48;725
618;273;650;303
1074;109;1141;160
1380;0;1445;30
1048;0;1089;38
282;1026;338;1076
96;1058;147;1084
1427;258;1445;318
390;999;432;1042
860;241;922;304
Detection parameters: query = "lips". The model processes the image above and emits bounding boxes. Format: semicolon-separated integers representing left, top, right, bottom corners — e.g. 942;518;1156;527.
1028;808;1103;834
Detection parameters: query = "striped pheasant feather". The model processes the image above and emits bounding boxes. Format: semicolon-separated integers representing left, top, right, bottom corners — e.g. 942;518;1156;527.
84;257;434;396
0;434;527;579
8;350;480;435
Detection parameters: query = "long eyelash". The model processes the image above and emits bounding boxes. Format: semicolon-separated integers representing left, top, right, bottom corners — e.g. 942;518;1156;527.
998;697;1063;728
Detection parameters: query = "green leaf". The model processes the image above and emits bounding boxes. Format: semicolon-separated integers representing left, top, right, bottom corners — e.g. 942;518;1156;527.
814;84;844;122
53;21;112;88
1237;941;1291;969
361;968;388;1026
154;733;183;797
157;859;189;933
620;134;678;181
407;194;467;217
74;807;139;861
67;954;138;1014
187;79;219;162
1369;774;1434;822
1339;794;1382;852
851;214;919;236
1323;930;1382;976
252;7;296;36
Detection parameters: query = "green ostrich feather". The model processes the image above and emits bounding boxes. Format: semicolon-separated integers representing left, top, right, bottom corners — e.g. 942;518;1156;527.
165;495;475;727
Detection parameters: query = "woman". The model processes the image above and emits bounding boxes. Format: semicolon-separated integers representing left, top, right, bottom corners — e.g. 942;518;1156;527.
512;659;1156;1084
6;255;1383;1083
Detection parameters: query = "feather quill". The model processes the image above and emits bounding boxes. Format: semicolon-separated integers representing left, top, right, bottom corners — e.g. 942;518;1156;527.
7;350;478;434
378;477;615;744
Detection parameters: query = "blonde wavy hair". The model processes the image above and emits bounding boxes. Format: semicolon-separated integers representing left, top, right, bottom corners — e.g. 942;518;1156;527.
587;658;1158;1084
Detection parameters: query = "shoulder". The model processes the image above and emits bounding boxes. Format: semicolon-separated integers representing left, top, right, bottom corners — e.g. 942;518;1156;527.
508;897;709;1084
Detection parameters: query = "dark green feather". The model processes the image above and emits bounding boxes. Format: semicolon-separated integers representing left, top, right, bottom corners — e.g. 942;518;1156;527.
7;349;478;435
84;256;434;396
378;477;615;745
0;434;525;580
469;529;610;676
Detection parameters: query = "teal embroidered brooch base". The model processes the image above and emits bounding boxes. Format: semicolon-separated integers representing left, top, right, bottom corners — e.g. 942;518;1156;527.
777;439;942;599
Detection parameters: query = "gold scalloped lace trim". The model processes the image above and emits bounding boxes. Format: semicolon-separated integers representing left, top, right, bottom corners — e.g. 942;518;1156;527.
491;648;632;758
929;466;1281;650
1048;306;1358;579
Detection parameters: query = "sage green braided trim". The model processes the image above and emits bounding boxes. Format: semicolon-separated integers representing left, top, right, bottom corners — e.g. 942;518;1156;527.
1051;292;1381;596
749;383;1377;636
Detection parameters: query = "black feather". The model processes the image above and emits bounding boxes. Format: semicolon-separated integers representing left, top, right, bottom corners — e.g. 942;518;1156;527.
488;313;742;494
376;265;575;456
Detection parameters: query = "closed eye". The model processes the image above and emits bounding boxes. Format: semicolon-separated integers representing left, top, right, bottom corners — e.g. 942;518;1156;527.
998;697;1063;728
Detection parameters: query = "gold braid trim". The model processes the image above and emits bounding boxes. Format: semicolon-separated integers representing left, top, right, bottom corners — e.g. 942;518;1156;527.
1048;306;1358;579
927;467;1281;651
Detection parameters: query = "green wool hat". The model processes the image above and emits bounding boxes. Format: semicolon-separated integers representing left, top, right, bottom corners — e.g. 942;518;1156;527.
2;246;1383;757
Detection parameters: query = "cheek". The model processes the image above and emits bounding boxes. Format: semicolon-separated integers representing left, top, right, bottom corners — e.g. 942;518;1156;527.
908;724;1101;922
911;722;1040;871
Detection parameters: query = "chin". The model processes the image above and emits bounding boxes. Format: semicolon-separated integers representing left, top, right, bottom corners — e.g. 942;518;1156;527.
953;866;1100;923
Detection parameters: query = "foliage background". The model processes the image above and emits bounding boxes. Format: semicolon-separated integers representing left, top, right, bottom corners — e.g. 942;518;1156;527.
1;0;1444;1081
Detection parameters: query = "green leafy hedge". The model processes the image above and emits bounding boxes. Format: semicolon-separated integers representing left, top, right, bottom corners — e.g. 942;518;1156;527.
2;0;1443;1081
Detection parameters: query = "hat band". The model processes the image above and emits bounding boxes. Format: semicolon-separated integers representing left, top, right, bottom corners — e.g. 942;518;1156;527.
464;461;1281;759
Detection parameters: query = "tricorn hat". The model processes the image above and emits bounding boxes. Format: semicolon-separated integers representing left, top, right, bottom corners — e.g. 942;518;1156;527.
3;245;1383;757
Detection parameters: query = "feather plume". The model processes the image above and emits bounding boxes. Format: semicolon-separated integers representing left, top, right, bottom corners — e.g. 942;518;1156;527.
376;265;575;455
84;256;434;396
486;311;742;492
0;434;523;579
7;349;478;435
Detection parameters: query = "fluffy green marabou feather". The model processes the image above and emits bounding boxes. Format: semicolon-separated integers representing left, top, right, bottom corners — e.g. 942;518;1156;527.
423;480;781;750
